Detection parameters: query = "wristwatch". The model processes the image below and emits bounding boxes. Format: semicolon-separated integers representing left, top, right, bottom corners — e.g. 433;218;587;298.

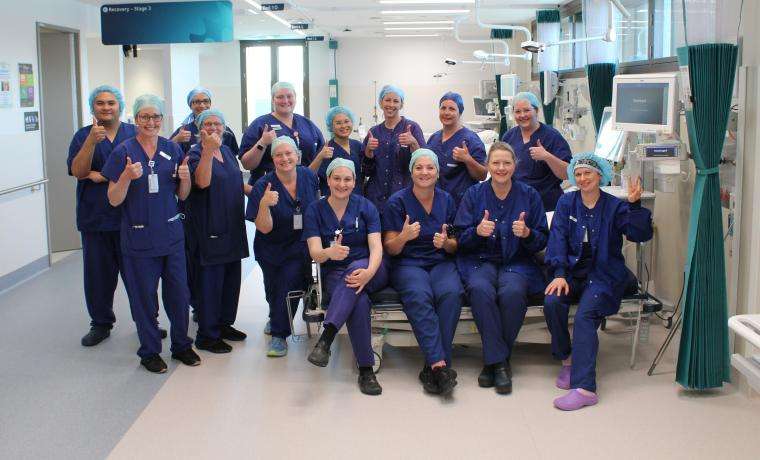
256;144;264;151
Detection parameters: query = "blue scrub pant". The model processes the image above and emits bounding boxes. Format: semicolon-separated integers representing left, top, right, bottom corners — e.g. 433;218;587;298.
81;231;122;328
543;278;617;392
466;263;529;365
259;257;309;339
391;261;463;365
184;224;199;311
122;249;193;359
196;260;242;342
323;258;389;367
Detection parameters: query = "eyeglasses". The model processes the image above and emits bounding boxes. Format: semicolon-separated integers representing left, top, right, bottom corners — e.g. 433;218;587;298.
191;99;211;105
202;122;224;128
137;114;163;122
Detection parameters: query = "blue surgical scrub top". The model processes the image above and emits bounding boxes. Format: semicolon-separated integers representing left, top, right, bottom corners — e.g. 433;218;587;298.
240;113;325;184
245;165;319;265
317;138;364;197
171;120;239;157
382;186;456;268
101;137;186;258
361;118;426;214
302;194;381;270
67;122;136;232
546;191;653;305
455;180;548;294
185;144;249;266
427;127;486;206
501;122;572;211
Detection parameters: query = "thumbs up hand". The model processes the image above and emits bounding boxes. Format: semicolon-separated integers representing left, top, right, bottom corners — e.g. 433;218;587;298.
261;182;279;207
400;214;421;242
89;117;107;143
528;139;550;161
329;233;350;261
122;156;143;181
433;223;448;249
452;141;471;163
398;124;417;149
318;145;334;160
512;211;530;238
365;130;379;154
260;124;276;146
477;210;496;238
200;129;222;152
178;156;191;181
173;127;192;144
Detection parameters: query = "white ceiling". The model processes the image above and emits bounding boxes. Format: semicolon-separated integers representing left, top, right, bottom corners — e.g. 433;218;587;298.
80;0;569;40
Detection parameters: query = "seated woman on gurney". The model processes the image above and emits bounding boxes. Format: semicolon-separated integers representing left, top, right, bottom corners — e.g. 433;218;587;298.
303;158;387;396
455;141;548;395
543;153;652;411
383;149;464;397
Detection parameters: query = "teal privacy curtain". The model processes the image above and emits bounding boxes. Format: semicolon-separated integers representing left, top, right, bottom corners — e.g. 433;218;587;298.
585;62;616;132
676;43;737;389
537;9;560;125
490;29;513;40
582;0;617;133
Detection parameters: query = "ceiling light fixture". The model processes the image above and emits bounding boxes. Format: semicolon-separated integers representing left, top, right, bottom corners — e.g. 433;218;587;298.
246;8;259;15
383;20;454;25
245;0;262;9
385;33;440;37
381;9;470;14
384;27;453;30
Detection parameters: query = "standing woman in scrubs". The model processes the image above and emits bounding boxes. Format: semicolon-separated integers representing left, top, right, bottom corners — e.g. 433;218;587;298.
303;158;387;395
102;94;200;373
383;149;463;396
501;91;572;211
246;136;319;357
455;142;548;395
362;85;426;215
240;82;325;184
185;109;250;353
543;153;652;411
308;105;364;197
68;85;137;346
170;87;240;156
427;92;487;206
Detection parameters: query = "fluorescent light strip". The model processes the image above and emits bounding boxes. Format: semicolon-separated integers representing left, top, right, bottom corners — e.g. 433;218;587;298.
246;8;259;15
245;0;262;9
385;34;440;37
381;9;469;14
379;0;474;3
383;20;454;25
384;27;453;30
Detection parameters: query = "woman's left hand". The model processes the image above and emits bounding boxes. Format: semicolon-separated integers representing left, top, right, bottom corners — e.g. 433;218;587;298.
398;125;419;150
87;171;107;183
511;212;530;238
627;176;642;203
178;157;190;181
345;268;373;294
528;139;551;161
452;141;471;163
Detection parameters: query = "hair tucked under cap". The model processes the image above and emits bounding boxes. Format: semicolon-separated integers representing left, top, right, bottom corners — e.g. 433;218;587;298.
325;106;356;135
195;109;226;130
271;81;296;96
378;84;405;104
567;152;614;186
409;148;439;173
512;91;541;111
88;85;125;115
186;87;212;107
326;158;356;178
271;135;301;157
132;94;164;117
439;91;464;114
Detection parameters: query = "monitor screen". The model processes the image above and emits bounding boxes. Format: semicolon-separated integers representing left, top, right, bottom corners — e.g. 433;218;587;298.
595;107;626;163
473;97;490;116
614;82;669;126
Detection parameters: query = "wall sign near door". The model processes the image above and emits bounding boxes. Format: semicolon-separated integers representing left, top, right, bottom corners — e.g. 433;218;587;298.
24;111;39;132
19;63;34;108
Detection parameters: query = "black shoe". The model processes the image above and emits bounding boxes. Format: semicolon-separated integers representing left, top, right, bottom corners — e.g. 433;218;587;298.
159;327;168;339
478;364;495;388
141;354;167;374
358;372;383;396
196;338;232;354
221;325;247;341
307;340;331;367
433;366;458;396
171;348;201;366
81;326;110;347
493;362;512;395
419;365;440;394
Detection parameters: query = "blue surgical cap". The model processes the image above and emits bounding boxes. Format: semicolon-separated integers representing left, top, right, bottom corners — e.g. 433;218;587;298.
567;152;614;187
271;135;301;157
132;94;164;116
409;148;439;173
379;84;405;103
512;91;541;110
88;85;125;115
325;106;356;134
186;87;212;107
439;91;464;114
195;109;226;130
272;81;296;96
326;158;356;178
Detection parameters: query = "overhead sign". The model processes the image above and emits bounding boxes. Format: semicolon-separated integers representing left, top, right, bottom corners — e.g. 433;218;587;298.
305;36;325;42
261;3;285;11
101;1;233;45
291;23;310;30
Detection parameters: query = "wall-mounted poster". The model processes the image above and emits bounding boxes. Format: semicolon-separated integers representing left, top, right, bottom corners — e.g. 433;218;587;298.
19;63;34;108
0;62;11;108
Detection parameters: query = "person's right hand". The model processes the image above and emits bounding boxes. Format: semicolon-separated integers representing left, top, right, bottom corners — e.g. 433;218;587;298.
433;224;448;249
261;182;279;207
477;210;495;237
545;277;570;296
89;117;106;143
365;130;379;153
122;156;143;180
260;124;276;146
400;215;421;242
318;145;334;160
200;129;222;152
173;127;191;143
329;234;350;261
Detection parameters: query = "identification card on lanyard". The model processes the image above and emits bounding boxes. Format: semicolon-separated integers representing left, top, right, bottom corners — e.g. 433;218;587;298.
293;200;303;230
147;160;159;194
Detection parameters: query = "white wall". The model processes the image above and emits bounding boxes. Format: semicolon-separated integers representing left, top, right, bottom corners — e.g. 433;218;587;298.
165;44;200;134
199;42;243;138
85;37;124;99
308;41;331;135
123;48;166;127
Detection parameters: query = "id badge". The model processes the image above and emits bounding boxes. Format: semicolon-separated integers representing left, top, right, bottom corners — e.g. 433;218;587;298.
293;213;303;230
148;173;159;194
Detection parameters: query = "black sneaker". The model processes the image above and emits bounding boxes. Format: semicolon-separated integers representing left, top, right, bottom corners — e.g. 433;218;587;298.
433;366;458;396
141;354;167;373
493;362;512;395
478;364;495;388
221;325;247;341
81;326;110;347
419;365;440;394
358;372;382;396
307;340;331;367
159;327;168;339
196;338;232;354
171;348;201;366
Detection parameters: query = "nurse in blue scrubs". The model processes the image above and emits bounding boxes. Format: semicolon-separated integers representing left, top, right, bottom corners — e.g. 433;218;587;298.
543;153;652;411
427;91;487;206
239;82;325;184
383;149;463;396
102;94;200;373
308;105;364;197
501;91;572;211
303;158;387;395
455;141;548;395
185;109;250;353
246;136;319;357
361;85;426;215
170;87;239;156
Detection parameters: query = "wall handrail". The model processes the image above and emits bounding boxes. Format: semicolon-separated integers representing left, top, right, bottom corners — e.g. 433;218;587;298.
0;179;49;197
